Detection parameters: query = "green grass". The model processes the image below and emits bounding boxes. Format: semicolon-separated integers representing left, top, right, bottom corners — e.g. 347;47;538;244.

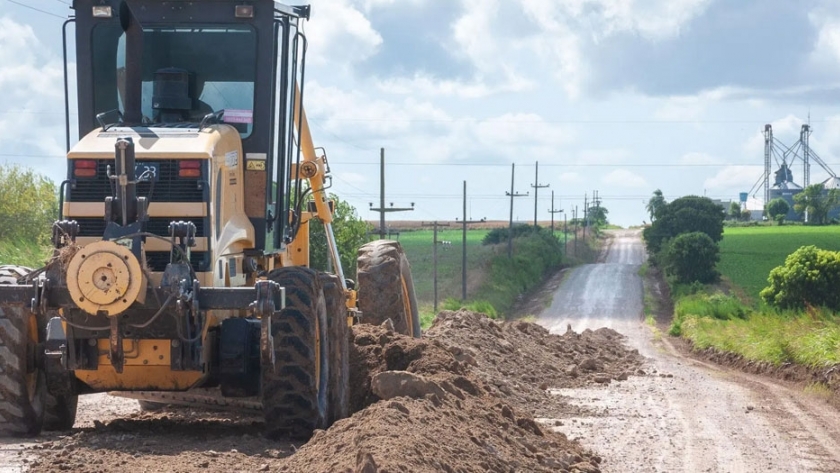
680;308;840;368
719;226;840;302
397;229;493;308
419;304;437;330
804;382;833;399
0;238;50;268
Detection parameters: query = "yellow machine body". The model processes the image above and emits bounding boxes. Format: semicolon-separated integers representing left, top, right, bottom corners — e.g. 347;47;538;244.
60;115;343;391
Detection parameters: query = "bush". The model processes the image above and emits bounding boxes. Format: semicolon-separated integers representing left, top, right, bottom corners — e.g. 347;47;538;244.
660;232;719;284
760;245;840;310
643;196;725;256
766;198;790;224
475;227;564;315
482;224;540;245
0;165;57;246
309;195;371;277
670;292;748;336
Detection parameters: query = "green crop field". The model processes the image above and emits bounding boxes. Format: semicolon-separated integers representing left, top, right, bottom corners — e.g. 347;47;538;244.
391;229;494;307
719;226;840;302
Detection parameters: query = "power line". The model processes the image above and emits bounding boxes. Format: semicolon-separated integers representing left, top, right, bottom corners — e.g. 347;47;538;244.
4;0;65;19
331;162;788;168
307;116;840;125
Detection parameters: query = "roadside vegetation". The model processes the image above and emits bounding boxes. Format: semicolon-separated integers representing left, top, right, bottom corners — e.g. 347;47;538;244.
718;226;840;301
0;164;56;267
405;214;606;328
644;188;840;374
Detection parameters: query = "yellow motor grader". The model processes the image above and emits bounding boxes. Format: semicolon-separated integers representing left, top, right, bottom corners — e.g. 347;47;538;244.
0;0;419;439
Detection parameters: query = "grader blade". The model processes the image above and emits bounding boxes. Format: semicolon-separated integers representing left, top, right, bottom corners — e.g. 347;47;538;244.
110;388;262;413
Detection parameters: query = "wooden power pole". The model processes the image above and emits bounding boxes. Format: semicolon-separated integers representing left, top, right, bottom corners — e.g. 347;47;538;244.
421;221;451;312
505;163;528;259
548;190;563;234
531;161;549;227
369;148;413;238
457;180;485;301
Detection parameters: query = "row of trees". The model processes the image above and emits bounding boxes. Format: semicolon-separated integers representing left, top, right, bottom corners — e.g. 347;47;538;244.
765;183;840;225
644;191;725;284
0;165;57;245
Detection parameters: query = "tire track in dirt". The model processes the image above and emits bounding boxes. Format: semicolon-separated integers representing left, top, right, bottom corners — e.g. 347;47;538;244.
536;229;840;472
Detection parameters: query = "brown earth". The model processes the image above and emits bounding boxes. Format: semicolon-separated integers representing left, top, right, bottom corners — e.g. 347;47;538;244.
19;310;645;473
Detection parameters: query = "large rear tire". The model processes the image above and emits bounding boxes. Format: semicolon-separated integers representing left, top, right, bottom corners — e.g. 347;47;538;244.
320;274;349;424
357;240;421;337
262;267;329;439
0;265;78;432
0;303;46;436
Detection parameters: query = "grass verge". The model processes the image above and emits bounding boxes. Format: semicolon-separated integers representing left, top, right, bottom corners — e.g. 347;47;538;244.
0;238;50;268
670;289;840;369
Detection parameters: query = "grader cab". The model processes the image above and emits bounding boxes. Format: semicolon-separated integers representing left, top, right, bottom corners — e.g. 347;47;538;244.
0;0;419;439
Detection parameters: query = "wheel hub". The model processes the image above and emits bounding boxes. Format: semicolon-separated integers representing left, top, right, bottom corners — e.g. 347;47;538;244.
66;241;144;316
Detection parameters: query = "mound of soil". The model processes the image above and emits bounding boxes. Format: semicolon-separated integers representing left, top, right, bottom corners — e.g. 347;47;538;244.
26;310;644;473
284;321;600;472
425;310;646;417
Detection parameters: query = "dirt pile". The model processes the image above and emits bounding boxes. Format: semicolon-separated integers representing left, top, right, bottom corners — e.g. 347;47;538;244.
283;322;600;472
425;310;646;417
25;311;644;473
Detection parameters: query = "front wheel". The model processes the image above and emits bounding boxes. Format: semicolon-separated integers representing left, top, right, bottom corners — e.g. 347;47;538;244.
262;267;329;439
357;240;421;338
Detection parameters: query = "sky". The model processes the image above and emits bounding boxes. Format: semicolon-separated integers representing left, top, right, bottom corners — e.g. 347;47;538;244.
3;0;840;228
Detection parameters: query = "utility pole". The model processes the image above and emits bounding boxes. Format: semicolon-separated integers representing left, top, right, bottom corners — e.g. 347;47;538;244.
369;147;413;239
548;190;563;234
583;193;588;239
457;180;485;301
574;205;578;257
421;221;451;312
563;212;568;256
505;163;528;259
592;190;601;227
531;161;549;228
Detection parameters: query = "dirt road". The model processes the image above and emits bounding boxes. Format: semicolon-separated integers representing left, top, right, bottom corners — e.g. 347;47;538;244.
538;229;840;473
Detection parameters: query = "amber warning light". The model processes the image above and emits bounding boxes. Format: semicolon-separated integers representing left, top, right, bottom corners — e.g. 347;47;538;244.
73;160;97;178
179;161;201;178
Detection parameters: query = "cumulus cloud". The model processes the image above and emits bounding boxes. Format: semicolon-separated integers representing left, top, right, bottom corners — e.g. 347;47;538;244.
0;16;70;182
601;169;648;188
306;0;383;68
703;165;761;191
558;171;583;184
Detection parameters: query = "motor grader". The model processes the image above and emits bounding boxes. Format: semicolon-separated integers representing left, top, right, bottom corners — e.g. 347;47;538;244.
0;0;420;439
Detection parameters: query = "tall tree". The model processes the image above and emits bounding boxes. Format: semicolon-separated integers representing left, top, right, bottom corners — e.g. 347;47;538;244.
646;189;666;222
0;164;57;245
728;202;741;220
587;205;609;226
309;194;372;277
793;184;840;225
642;195;725;256
765;198;790;225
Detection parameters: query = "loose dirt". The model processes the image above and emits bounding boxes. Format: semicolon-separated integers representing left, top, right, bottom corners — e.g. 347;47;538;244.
17;310;645;473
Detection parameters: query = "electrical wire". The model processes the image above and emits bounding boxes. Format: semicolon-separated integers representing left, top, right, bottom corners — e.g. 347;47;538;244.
4;0;65;19
127;292;175;329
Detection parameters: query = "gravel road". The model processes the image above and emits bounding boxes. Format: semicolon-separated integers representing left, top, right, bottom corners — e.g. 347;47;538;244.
538;229;840;473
